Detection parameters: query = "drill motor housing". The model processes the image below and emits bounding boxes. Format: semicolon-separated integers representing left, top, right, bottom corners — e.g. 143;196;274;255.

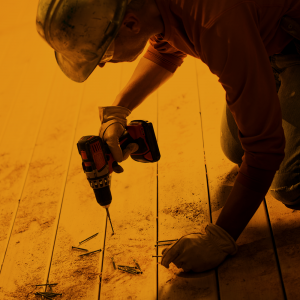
77;120;160;207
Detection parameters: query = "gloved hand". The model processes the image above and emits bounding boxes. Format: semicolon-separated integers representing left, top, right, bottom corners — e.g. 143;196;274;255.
161;223;238;272
99;106;139;173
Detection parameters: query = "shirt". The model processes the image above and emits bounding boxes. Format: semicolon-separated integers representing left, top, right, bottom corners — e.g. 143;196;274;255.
144;0;300;194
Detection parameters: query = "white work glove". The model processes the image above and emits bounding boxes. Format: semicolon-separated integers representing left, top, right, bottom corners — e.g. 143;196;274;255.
99;106;139;173
161;223;238;272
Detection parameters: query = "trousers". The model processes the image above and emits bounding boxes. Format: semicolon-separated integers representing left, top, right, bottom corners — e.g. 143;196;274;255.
220;37;300;209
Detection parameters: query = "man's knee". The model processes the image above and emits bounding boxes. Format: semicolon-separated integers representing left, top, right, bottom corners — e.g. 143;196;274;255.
269;173;300;209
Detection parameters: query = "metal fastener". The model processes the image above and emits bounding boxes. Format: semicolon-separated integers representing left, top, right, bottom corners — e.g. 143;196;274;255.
118;265;138;269
111;257;116;270
35;283;58;287
79;233;99;245
133;259;141;271
34;293;53;300
118;266;142;274
79;249;102;257
72;246;88;251
157;239;178;243
154;243;172;247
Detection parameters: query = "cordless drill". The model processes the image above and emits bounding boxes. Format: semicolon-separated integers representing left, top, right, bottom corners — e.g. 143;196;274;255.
77;120;160;210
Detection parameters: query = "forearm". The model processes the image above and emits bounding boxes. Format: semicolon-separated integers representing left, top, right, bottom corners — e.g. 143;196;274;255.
112;57;173;110
216;180;266;241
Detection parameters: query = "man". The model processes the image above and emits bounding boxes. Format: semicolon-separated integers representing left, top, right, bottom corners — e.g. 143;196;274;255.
36;0;300;272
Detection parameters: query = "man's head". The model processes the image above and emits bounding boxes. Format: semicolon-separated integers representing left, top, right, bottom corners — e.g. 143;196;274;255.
104;0;164;65
36;0;163;81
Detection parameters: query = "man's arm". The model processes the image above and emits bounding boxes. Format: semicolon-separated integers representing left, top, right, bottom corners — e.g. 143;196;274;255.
112;57;173;110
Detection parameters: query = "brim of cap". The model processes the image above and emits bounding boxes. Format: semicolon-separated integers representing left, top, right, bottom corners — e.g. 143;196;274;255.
55;51;99;83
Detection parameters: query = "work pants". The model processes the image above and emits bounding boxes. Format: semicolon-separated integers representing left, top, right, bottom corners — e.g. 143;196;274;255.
220;39;300;209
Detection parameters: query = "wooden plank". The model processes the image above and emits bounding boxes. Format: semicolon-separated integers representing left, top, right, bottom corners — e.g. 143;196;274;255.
265;193;300;299
100;58;157;299
46;63;123;299
0;0;39;34
0;35;57;268
0;27;41;143
157;56;218;299
0;66;85;299
195;59;285;299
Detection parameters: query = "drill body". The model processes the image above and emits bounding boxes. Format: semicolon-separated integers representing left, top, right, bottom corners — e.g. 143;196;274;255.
77;120;160;207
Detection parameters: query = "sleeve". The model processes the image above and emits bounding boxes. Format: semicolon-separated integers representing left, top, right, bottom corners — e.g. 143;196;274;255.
143;34;187;73
200;3;285;195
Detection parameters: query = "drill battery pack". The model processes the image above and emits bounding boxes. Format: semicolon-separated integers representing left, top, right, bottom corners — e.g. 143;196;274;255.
122;120;160;163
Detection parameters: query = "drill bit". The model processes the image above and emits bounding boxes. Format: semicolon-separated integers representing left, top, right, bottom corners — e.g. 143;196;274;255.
106;207;115;235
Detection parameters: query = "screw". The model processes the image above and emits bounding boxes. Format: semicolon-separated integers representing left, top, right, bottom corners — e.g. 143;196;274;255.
72;246;88;251
35;283;58;287
34;293;53;300
118;267;142;274
79;249;102;257
157;239;178;243
154;243;172;247
111;257;116;270
79;233;99;245
133;259;141;271
118;265;138;269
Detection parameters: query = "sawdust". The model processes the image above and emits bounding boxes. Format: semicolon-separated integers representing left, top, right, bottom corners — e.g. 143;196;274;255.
216;165;239;185
162;202;205;222
48;228;102;299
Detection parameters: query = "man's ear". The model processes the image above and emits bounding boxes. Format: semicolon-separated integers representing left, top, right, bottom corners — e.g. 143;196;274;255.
121;12;141;34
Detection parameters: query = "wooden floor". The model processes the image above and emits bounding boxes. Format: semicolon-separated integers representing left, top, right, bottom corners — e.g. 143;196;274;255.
1;1;300;299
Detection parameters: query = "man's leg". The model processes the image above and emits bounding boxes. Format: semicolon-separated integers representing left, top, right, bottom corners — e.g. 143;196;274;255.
220;40;300;209
269;45;300;209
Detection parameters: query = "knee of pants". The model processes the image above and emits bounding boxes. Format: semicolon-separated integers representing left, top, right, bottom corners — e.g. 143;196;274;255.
269;172;300;207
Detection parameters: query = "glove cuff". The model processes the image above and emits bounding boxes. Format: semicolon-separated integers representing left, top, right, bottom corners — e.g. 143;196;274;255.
205;223;238;255
98;106;131;127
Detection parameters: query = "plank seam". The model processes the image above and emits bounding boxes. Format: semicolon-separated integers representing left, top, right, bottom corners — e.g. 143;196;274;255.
156;164;159;300
156;91;159;300
98;216;108;300
0;68;58;275
263;199;288;300
43;82;86;286
194;59;220;300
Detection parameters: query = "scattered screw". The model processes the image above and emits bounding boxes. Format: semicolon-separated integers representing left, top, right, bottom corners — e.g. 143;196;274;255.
118;266;142;274
35;292;62;297
154;243;172;247
111;257;116;270
133;259;141;271
157;239;178;243
79;233;99;245
34;292;53;300
118;265;138;269
35;283;58;287
72;246;88;251
79;249;102;257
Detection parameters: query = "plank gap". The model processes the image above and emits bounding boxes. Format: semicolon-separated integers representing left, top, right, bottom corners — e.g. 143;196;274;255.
0;68;58;273
43;83;86;286
262;199;288;300
98;216;108;300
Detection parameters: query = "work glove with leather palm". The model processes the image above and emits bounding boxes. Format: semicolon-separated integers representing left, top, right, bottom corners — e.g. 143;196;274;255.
99;106;139;173
161;223;238;272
